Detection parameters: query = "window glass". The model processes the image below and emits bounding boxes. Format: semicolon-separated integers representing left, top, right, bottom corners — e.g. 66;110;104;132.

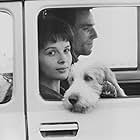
80;7;137;68
38;7;139;102
0;11;13;103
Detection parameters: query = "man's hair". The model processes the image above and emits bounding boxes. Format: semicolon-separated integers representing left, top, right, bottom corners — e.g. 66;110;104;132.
40;7;93;27
38;14;74;50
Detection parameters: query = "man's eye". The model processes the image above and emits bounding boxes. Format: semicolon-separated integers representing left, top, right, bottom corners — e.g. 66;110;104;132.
82;26;93;32
82;26;89;31
82;27;88;31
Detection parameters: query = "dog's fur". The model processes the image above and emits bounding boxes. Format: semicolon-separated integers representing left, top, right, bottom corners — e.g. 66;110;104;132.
63;60;127;113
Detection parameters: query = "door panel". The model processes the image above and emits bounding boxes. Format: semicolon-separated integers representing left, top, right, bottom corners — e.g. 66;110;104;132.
25;1;140;140
26;98;140;140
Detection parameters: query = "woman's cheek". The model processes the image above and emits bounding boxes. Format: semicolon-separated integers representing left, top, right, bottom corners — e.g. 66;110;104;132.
68;53;72;65
41;56;54;70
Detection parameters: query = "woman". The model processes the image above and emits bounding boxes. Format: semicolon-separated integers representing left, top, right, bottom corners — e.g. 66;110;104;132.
38;15;73;101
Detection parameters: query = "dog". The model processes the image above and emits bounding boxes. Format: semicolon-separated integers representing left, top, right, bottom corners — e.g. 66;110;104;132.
63;59;127;113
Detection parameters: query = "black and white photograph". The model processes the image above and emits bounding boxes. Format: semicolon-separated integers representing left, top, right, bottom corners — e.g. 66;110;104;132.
0;0;140;140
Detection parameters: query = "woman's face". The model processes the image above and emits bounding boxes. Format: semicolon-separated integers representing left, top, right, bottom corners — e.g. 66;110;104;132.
39;40;72;80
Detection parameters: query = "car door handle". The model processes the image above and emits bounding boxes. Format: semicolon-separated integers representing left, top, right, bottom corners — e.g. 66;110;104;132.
40;122;79;137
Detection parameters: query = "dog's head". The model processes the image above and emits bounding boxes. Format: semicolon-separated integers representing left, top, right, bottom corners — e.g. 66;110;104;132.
63;61;105;113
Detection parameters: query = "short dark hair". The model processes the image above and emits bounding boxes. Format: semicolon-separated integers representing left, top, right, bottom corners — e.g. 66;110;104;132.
38;14;74;50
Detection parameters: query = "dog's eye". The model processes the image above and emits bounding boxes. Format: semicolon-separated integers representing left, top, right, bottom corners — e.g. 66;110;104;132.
84;74;93;82
71;77;74;82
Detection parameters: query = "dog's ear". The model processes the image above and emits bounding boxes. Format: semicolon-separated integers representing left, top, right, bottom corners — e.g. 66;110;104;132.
102;67;117;84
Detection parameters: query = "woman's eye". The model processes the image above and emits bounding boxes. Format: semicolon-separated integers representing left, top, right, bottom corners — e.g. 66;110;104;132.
64;48;70;53
46;50;56;56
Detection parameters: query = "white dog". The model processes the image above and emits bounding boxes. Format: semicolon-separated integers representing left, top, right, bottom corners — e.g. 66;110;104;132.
63;60;127;113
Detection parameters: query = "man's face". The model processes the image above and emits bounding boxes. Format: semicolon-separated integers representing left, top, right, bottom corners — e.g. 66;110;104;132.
73;9;97;56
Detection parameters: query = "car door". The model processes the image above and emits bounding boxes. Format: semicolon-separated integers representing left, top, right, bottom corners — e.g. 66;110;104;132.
25;0;140;140
0;1;26;140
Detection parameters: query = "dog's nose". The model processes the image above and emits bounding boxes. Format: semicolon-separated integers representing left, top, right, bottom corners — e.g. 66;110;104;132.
68;95;79;105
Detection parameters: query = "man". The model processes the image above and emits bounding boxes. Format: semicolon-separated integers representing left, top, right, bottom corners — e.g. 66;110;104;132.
44;7;98;62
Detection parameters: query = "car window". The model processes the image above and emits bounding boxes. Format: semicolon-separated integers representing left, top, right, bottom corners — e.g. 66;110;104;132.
0;11;13;104
38;7;139;101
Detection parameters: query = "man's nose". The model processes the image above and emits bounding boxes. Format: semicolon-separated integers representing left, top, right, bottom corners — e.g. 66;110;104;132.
89;27;98;40
57;53;66;64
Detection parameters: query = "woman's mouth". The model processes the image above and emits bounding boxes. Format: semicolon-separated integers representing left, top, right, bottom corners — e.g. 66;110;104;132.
56;67;68;73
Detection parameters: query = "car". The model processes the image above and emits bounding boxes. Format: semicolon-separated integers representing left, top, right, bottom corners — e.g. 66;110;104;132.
0;0;140;140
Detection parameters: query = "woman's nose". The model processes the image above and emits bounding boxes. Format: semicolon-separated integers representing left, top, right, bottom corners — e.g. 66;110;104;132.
57;54;66;64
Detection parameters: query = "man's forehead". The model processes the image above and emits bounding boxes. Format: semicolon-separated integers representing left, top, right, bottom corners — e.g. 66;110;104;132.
75;10;95;26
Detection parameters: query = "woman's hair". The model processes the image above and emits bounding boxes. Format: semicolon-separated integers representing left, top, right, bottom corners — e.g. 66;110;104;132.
38;13;74;50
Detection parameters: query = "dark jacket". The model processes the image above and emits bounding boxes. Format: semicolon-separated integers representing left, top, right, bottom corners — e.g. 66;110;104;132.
39;84;64;101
